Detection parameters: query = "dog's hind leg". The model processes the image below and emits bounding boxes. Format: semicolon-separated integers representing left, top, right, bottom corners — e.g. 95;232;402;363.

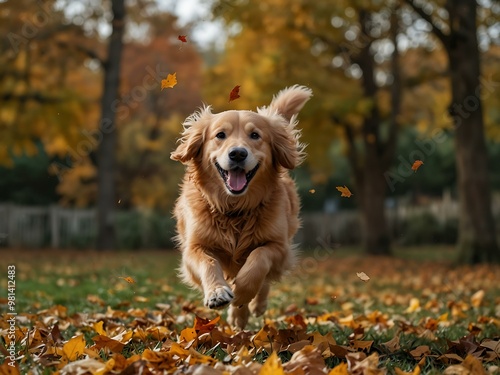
227;304;250;330
249;281;270;317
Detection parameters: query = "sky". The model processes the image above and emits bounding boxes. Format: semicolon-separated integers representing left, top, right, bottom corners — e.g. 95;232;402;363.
158;0;225;48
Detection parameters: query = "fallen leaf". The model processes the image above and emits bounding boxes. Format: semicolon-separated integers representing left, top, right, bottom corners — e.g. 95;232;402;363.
405;297;421;313
92;335;125;353
411;160;424;172
471;290;485;307
259;351;285;375
336;185;353;198
229;85;241;102
356;272;370;282
161;73;177;90
178;35;187;43
328;363;349;375
63;335;86;361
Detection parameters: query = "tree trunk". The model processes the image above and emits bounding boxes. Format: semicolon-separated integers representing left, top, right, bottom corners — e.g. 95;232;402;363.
96;0;125;250
350;9;401;256
446;0;499;263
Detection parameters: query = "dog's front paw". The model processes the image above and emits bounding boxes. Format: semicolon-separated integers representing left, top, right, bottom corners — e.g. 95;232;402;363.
204;286;234;309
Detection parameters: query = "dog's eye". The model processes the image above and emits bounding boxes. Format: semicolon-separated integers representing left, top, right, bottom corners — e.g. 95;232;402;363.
216;132;226;139
250;132;260;140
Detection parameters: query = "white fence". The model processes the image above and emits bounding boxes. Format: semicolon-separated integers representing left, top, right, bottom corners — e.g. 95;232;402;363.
0;197;498;249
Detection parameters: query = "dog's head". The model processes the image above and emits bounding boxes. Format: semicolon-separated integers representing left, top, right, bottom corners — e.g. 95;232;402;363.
171;85;312;197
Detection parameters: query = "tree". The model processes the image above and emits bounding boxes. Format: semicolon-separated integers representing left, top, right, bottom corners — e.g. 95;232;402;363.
406;0;499;263
207;0;402;255
96;0;126;250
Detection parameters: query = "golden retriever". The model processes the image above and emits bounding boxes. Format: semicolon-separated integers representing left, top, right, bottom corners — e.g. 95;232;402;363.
171;85;312;329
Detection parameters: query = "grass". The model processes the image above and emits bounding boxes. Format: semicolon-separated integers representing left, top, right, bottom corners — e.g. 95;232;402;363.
1;245;499;374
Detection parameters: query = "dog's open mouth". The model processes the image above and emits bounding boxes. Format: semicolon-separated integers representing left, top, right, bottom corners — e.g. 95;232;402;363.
215;163;259;195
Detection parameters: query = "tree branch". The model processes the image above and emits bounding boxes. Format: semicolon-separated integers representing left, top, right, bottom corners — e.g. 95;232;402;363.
404;0;450;48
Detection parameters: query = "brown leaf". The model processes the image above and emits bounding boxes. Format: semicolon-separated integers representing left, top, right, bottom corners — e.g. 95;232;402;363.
410;345;430;360
356;272;370;282
229;85;241;102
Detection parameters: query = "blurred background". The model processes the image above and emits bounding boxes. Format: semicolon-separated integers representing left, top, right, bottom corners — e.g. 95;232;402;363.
0;0;498;263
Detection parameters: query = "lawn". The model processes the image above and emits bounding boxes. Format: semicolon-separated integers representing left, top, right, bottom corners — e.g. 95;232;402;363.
0;246;499;374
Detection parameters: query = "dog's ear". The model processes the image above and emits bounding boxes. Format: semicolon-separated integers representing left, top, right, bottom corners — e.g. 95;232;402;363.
271;125;305;170
171;106;212;164
260;85;311;169
264;85;312;121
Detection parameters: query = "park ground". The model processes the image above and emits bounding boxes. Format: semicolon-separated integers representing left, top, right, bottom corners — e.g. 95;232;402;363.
0;246;499;374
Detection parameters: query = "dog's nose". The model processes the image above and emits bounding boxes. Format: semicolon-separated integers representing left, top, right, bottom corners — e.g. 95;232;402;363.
228;147;248;162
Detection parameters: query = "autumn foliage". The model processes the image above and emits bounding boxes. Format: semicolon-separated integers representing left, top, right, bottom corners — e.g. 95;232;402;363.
1;250;499;374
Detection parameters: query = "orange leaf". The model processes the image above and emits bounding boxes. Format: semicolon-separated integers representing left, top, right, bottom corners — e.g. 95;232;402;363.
356;272;370;282
178;35;187;43
118;276;136;284
336;185;353;198
411;160;424;172
229;85;241;102
63;335;86;361
194;315;221;334
161;73;177;90
328;363;349;375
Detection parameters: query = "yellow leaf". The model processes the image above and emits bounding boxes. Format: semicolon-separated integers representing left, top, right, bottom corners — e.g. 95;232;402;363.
161;72;177;90
328;363;349;375
259;352;285;375
471;290;485;307
405;298;421;313
336;185;353;198
63;335;86;361
179;327;198;343
93;321;106;336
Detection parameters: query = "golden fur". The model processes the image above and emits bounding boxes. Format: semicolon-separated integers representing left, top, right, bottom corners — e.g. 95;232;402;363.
171;85;312;329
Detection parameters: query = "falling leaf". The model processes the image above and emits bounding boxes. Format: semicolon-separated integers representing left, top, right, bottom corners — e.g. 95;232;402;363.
356;272;370;282
63;335;86;361
336;185;353;198
178;35;187;43
229;85;241;102
411;160;424;172
161;73;177;90
118;276;136;284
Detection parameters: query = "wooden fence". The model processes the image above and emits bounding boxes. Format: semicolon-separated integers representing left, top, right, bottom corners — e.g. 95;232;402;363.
0;196;498;249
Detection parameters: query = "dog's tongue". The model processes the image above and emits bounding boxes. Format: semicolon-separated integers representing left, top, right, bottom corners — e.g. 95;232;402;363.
227;170;247;191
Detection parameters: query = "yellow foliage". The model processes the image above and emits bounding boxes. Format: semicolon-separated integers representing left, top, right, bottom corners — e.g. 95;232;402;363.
259;352;285;375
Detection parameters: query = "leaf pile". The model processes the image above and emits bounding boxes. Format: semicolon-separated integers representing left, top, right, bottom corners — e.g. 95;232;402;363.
0;250;499;374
